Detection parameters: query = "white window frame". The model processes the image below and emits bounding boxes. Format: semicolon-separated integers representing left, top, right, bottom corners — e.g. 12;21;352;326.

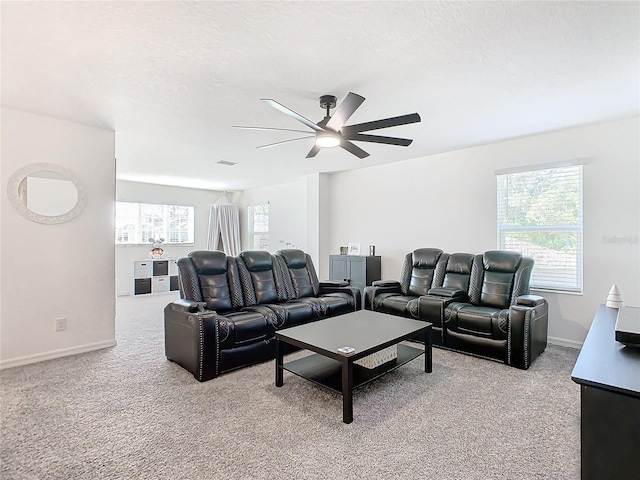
115;201;195;245
496;162;584;293
248;203;270;250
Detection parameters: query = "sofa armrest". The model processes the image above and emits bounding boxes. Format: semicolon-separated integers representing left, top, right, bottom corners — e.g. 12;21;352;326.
372;280;401;288
508;298;549;369
319;280;350;288
418;290;470;346
364;282;402;310
167;298;207;313
515;294;546;307
319;284;362;310
427;286;467;299
417;295;446;329
164;304;220;382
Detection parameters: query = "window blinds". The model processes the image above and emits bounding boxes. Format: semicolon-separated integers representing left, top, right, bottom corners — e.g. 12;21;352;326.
115;202;194;245
496;164;583;292
248;204;270;250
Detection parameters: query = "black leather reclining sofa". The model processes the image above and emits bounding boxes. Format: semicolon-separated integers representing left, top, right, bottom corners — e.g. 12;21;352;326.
364;248;548;369
164;249;361;381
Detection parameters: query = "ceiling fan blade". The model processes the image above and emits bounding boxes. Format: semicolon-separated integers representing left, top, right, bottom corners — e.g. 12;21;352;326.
261;98;325;132
342;133;413;146
341;113;421;134
326;92;365;132
306;145;321;158
233;125;312;134
256;136;314;149
340;139;370;159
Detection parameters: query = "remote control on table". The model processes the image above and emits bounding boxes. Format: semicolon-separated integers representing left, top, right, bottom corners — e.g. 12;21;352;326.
337;346;355;354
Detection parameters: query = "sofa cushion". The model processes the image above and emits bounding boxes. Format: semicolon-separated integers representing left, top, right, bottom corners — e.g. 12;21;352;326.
249;270;280;304
446;304;508;340
240;250;274;272
483;250;522;273
189;251;233;312
481;271;516;309
408;268;436;297
374;294;419;319
406;248;443;297
318;293;356;316
441;253;475;292
276;250;318;299
238;251;282;304
278;249;307;269
190;250;228;275
217;310;275;348
199;273;233;312
264;301;316;329
480;251;522;309
286;265;315;299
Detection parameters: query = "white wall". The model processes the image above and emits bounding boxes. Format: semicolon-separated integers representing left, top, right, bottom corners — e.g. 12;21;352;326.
235;176;338;277
302;173;332;278
236;178;308;255
8;113;631;367
1;108;116;367
305;174;321;267
318;174;331;280
115;180;228;295
327;117;640;347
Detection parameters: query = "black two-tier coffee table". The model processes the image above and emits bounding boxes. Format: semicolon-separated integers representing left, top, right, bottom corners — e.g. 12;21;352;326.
275;310;432;424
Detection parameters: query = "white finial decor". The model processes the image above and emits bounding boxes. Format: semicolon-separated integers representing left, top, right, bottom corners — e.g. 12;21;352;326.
606;284;624;309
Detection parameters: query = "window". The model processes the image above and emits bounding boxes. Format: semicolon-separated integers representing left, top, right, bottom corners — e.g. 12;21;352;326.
497;164;583;292
248;203;269;250
116;202;194;245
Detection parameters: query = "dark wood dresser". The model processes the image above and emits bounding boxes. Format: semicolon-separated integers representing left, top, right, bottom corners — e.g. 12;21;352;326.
571;305;640;479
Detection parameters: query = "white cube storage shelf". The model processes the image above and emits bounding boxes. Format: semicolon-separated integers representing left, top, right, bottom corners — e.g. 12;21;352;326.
132;259;179;295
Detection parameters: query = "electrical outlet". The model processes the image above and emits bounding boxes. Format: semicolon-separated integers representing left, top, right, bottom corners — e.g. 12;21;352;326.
55;317;67;332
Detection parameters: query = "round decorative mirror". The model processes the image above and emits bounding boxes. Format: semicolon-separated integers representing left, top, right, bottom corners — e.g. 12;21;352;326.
7;163;85;224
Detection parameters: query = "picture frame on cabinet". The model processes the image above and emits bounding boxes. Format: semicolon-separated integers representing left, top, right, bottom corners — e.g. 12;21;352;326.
348;243;361;256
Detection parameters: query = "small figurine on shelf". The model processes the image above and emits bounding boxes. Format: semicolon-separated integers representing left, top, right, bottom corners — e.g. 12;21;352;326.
606;284;624;309
149;237;167;258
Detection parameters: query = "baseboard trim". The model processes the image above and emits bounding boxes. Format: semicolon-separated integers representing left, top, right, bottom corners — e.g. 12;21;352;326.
0;340;117;370
0;336;583;369
548;336;582;349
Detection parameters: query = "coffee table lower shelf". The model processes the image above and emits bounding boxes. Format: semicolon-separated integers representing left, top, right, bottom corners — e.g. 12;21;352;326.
283;343;423;393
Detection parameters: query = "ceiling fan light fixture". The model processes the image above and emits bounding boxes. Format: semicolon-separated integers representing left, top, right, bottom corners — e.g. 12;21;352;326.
238;92;421;159
315;132;340;148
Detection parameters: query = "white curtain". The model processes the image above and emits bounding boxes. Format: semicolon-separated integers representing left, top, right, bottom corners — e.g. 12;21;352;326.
207;195;241;256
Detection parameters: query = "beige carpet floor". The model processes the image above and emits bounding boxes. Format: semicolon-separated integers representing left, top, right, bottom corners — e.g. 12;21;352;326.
1;292;581;479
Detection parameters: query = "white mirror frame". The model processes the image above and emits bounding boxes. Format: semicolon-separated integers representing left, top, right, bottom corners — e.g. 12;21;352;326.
7;163;86;224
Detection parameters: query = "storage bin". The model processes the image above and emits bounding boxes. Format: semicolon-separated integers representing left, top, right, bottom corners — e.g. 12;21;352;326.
152;276;170;293
134;278;152;295
134;261;152;279
153;260;169;276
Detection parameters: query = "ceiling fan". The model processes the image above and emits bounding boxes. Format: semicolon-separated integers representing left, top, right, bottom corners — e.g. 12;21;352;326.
233;92;421;159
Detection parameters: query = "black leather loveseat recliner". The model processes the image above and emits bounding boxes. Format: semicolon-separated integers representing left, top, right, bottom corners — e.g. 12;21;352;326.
365;249;548;369
164;249;361;381
364;248;446;318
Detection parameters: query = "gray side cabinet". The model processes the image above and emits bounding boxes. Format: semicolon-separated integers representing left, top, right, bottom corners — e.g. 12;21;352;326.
329;255;381;292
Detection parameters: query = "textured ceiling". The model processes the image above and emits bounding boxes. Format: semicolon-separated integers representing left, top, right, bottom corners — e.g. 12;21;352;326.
2;1;638;191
